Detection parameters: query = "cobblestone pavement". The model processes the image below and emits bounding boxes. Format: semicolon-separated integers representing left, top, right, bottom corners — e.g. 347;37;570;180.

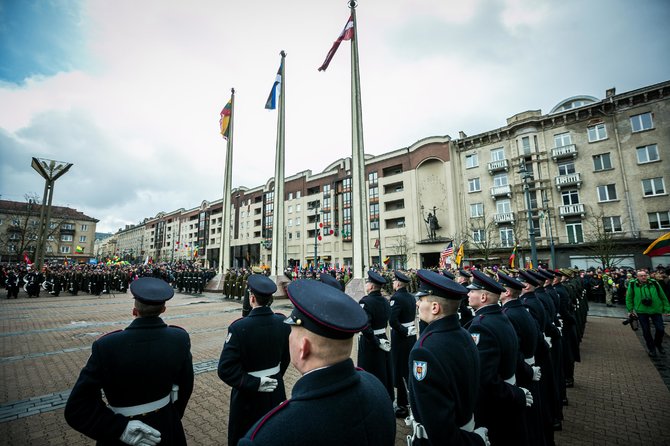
1;291;669;445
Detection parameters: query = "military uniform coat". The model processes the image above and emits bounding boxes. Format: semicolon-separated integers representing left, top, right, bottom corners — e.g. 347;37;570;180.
357;290;393;399
408;315;484;446
238;358;396;446
64;317;194;445
389;286;417;407
468;304;527;445
218;306;290;446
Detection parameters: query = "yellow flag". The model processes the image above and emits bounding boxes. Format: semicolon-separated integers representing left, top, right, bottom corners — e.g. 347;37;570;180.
455;243;464;267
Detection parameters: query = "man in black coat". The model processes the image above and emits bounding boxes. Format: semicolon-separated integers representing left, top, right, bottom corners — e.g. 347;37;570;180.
218;274;290;446
467;270;533;446
357;270;394;399
239;279;396;445
64;277;194;446
389;270;417;418
408;270;489;446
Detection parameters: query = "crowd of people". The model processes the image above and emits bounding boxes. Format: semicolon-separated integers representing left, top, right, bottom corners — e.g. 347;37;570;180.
4;258;668;445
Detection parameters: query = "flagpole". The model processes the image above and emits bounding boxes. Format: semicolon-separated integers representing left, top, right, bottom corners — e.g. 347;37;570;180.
349;1;370;279
271;51;287;278
219;89;235;274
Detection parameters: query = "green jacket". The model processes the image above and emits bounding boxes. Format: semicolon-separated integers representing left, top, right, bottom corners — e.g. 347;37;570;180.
626;278;670;314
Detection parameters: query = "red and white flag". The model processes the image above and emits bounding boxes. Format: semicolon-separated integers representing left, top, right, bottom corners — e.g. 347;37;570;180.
318;15;354;72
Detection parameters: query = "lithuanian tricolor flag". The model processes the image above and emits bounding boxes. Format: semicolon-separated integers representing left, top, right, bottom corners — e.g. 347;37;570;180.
643;232;670;257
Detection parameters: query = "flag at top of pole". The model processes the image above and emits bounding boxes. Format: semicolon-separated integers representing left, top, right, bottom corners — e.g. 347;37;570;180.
265;60;283;110
318;15;354;71
219;99;232;139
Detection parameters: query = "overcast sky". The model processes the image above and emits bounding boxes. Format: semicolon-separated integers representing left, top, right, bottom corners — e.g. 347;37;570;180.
1;0;669;233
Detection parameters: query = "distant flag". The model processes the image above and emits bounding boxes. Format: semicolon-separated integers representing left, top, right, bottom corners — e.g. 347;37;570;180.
526;260;534;269
439;242;453;269
383;257;390;265
76;245;84;253
265;60;283;110
643;232;670;257
318;15;354;72
219;99;232;139
374;239;380;249
144;256;149;266
455;243;465;267
509;245;517;268
23;252;32;265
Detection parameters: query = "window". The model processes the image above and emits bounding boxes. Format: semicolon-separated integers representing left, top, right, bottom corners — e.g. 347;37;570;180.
287;205;292;214
468;178;481;193
62;223;74;230
60;246;71;254
370;219;379;230
288;192;293;200
472;229;485;243
323;184;331;194
630;112;653;132
636;144;659;164
343;193;352;206
597;184;618;202
368;186;379;201
369;203;379;218
587;123;607;142
296;191;301;199
470;203;484;218
648;212;670;230
288;232;292;240
296;204;301;212
554;132;572;148
593;153;612;171
81;224;88;231
465;153;478;168
558;161;576;176
566;221;584;243
499;228;514;248
12;219;20;226
521;136;531;155
241;210;246;218
603;216;623;233
642;177;666;197
61;234;73;242
79;236;86;242
323;197;331;209
496;199;512;214
493;173;508;187
561;190;580;205
49;222;57;229
368;172;378;184
287;219;293;227
295;217;301;226
490;148;505;161
343;208;351;222
296;231;301;239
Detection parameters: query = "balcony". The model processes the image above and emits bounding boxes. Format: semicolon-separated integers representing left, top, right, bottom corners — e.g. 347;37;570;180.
490;185;512;199
551;144;578;160
487;159;509;173
559;203;586;219
555;172;582;190
493;212;515;224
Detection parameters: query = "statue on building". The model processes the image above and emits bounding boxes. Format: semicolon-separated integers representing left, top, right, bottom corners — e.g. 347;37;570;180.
423;207;441;240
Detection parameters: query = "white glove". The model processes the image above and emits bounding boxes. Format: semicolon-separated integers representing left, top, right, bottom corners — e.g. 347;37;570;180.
379;339;391;352
544;335;552;349
258;377;278;393
520;387;533;407
474;427;490;446
557;326;563;335
407;325;417;337
532;366;542;382
119;420;161;446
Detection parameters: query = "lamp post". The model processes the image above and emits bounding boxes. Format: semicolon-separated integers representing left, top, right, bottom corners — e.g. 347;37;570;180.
518;160;538;268
543;196;556;268
313;202;320;269
31;157;73;271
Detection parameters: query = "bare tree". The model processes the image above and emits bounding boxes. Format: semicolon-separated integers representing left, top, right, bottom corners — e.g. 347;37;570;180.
387;229;411;270
465;210;500;265
582;208;627;269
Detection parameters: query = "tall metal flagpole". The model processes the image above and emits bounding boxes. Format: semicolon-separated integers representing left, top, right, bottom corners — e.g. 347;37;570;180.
271;51;286;278
349;1;370;279
219;89;235;274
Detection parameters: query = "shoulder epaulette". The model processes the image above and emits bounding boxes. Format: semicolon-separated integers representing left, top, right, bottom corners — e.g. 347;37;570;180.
98;329;123;339
228;317;244;327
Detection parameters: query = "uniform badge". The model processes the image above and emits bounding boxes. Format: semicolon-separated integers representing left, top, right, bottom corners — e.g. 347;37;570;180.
225;332;232;344
390;300;395;306
413;360;427;381
471;333;480;345
360;303;365;309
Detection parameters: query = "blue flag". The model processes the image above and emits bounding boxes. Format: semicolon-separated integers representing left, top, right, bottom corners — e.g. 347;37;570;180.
265;61;283;110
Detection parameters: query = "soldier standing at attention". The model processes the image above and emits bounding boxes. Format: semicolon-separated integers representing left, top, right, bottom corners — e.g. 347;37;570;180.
65;277;194;446
389;270;417;418
358;270;394;400
218;274;290;446
408;269;489;445
238;279;396;445
466;270;533;446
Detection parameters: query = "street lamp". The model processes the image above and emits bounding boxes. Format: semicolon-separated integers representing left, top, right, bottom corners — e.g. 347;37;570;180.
542;195;556;268
31;157;73;271
518;160;538;268
313;202;320;269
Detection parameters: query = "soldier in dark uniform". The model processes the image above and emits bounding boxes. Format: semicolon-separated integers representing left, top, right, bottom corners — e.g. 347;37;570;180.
456;269;475;327
498;272;545;446
241;267;263;317
65;277;194;445
389;271;417;418
408;270;489;446
218;274;291;446
357;270;394;400
6;269;20;298
466;270;533;446
239;279;396;445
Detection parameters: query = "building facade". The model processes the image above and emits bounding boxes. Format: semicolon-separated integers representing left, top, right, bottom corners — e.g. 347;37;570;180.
108;80;670;271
